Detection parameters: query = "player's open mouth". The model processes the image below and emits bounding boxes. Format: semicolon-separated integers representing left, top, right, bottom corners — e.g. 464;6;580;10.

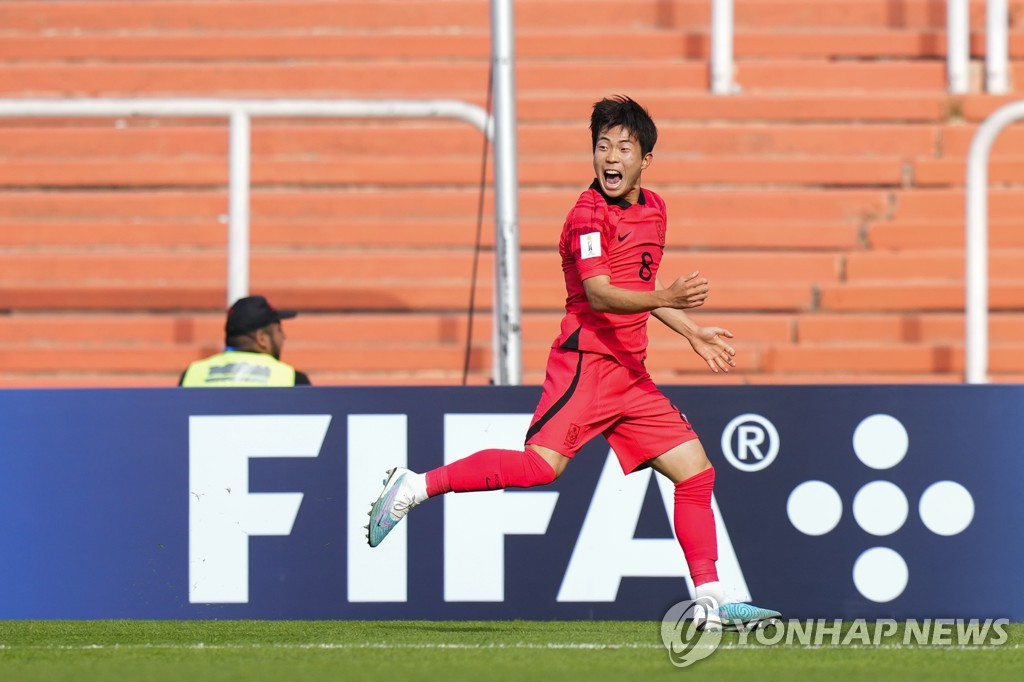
603;170;622;190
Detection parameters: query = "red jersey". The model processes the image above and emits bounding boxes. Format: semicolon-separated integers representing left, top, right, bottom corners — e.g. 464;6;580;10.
552;180;668;372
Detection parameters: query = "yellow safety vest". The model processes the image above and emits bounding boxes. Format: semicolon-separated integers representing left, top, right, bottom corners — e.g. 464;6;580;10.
180;351;297;387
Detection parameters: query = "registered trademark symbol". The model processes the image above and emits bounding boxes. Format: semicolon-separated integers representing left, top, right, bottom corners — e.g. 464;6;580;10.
720;413;779;472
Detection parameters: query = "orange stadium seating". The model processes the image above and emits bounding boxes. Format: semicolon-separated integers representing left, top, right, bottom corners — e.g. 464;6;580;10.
0;0;1023;386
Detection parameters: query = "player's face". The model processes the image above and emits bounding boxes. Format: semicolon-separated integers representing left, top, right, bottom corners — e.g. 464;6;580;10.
593;125;652;205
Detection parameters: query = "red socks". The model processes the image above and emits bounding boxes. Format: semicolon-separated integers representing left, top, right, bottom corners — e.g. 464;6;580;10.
425;451;717;587
674;467;719;586
426;448;557;497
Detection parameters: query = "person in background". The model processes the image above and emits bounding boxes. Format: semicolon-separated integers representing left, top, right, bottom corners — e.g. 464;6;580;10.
179;295;311;387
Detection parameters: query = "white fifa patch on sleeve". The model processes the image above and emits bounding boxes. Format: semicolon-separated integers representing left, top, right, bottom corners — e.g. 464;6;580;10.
580;232;602;259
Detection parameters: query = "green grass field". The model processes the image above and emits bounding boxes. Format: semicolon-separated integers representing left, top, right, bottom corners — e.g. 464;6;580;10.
1;621;1021;682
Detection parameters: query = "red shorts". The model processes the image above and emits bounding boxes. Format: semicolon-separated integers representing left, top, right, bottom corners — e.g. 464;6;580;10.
524;348;699;474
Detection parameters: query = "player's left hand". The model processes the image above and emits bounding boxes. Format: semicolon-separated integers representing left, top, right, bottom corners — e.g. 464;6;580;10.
688;326;736;373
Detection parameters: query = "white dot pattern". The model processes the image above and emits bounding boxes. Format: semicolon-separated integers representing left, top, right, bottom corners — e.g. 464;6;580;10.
919;481;975;536
852;414;908;470
787;481;843;536
853;547;908;603
852;481;908;537
785;415;973;603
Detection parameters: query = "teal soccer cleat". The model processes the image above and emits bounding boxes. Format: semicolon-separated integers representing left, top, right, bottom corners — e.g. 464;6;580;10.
367;467;420;547
718;602;782;631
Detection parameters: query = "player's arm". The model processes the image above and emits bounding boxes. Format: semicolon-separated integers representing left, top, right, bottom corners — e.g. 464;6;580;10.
581;270;708;314
651;277;737;373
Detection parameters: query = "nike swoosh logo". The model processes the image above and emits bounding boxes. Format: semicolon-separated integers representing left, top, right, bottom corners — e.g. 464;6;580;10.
617;232;631;242
373;472;406;530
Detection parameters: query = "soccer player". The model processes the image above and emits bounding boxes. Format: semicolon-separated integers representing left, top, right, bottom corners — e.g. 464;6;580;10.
367;96;780;628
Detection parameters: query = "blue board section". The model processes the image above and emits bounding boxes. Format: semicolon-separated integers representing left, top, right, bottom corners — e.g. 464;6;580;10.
0;385;1020;620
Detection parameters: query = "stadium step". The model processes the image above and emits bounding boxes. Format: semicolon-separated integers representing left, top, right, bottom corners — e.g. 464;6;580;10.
3;96;1005;125
0;311;798;347
5;28;1022;62
8;310;1024;350
0;91;968;124
0;155;913;188
0;60;960;97
522;92;1014;123
0;188;894;221
0;123;946;158
2;337;1020;386
913;158;1024;186
868;219;1024;249
819;281;1024;312
0;250;845;290
0;280;817;313
0;1;991;33
760;342;1024;374
7;338;1023;377
893;188;1024;220
795;312;1024;343
0;218;864;251
13;369;1021;389
844;250;1024;281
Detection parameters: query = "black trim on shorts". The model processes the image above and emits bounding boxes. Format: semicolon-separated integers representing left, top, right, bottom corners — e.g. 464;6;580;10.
525;349;584;442
558;325;582;350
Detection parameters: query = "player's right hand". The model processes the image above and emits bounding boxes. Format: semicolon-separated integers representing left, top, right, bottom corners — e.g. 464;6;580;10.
664;271;709;309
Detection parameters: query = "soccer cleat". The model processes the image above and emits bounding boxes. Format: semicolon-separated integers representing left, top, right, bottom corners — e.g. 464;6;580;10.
367;467;421;547
692;598;723;632
718;602;782;631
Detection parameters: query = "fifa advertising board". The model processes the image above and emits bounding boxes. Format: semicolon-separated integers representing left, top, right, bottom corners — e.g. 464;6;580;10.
0;385;1020;620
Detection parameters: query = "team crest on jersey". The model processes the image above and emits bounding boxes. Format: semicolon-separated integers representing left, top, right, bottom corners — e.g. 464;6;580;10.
565;423;581;446
580;232;601;259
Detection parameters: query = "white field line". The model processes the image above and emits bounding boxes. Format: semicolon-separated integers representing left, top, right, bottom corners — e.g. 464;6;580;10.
0;643;654;651
0;642;1020;651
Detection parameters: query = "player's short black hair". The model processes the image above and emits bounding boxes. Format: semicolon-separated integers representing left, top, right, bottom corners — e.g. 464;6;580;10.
590;96;658;156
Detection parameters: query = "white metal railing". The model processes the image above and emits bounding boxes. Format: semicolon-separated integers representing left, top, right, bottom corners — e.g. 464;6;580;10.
950;0;1011;94
965;100;1024;384
948;0;970;93
0;97;522;383
713;0;1011;95
0;0;524;387
986;0;1010;94
490;0;522;385
711;0;735;95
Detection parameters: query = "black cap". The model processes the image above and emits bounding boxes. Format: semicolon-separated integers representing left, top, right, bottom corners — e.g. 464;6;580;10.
225;295;297;338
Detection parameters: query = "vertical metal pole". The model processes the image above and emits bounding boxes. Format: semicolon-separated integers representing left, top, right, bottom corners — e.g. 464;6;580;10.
710;0;735;95
987;0;1009;94
228;110;251;305
491;0;522;385
966;126;990;384
948;0;970;94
